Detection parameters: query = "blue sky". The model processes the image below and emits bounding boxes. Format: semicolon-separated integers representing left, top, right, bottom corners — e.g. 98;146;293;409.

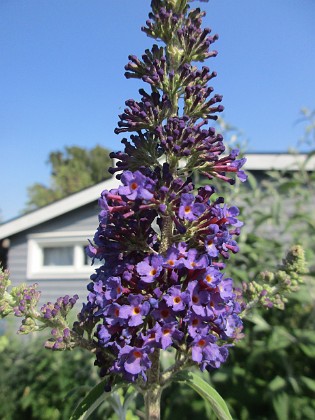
1;0;315;221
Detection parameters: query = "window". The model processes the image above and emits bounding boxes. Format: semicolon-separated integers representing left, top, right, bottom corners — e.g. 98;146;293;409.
43;246;74;266
27;232;102;280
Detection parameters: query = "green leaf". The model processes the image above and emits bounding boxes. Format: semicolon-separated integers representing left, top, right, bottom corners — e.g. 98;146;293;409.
268;326;295;351
272;392;289;420
299;344;315;358
70;379;108;420
174;371;232;420
296;330;315;358
301;376;315;392
268;376;286;392
248;313;271;332
246;172;258;190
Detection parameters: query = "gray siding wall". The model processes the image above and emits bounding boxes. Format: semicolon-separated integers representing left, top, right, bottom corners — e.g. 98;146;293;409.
7;235;28;285
30;202;99;234
7;202;100;304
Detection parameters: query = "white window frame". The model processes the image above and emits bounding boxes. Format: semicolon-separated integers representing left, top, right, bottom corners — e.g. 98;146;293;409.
27;231;100;280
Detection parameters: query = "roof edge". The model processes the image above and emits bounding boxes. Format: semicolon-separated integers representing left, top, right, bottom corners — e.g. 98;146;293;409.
0;177;118;239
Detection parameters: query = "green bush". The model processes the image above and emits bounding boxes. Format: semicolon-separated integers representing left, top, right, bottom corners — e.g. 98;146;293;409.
210;278;315;420
202;151;315;419
0;335;99;420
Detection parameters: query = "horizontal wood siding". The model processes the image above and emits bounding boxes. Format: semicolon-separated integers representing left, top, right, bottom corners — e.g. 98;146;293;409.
7;203;101;302
36;279;90;306
31;203;100;234
7;235;28;284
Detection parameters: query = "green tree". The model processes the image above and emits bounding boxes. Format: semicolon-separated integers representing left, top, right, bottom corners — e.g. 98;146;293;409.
24;145;112;212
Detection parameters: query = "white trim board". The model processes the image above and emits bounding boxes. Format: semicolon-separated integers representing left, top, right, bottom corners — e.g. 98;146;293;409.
244;153;315;171
26;232;100;280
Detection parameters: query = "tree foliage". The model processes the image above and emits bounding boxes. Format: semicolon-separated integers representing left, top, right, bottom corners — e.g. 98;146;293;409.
24;145;112;212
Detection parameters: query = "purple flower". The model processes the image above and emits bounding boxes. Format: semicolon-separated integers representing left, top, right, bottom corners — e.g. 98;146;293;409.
213;204;243;228
104;303;126;326
178;193;206;221
224;314;243;339
104;276;123;300
159;323;184;350
231;157;247;182
186;280;209;316
114;90;171;134
162;246;185;269
185;312;210;338
136;255;164;283
80;0;246;382
164;286;189;312
119;294;151;326
117;345;152;381
204;224;220;257
142;323;162;348
97;324;112;346
218;278;234;300
118;170;154;200
151;300;177;323
206;293;230;318
199;266;222;288
182;248;209;270
191;335;229;370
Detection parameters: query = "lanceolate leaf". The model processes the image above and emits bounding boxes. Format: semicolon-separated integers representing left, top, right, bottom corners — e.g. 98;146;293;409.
174;371;232;420
70;379;109;420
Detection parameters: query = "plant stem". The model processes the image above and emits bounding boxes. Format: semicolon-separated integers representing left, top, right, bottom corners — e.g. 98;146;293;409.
160;215;174;254
144;385;162;420
143;348;162;420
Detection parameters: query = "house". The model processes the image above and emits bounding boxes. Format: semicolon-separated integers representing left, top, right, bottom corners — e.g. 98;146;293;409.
0;153;314;305
0;177;118;304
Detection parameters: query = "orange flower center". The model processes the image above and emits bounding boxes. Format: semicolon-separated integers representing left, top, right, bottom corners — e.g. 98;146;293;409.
133;306;140;315
131;182;138;190
161;309;169;318
205;275;213;283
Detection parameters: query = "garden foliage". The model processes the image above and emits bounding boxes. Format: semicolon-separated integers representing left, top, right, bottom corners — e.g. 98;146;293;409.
204;145;315;419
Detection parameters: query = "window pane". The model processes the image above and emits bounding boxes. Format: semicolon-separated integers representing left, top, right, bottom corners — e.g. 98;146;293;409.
43;247;74;266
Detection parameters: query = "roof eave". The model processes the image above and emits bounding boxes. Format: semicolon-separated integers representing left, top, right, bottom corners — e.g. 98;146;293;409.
0;177;118;239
